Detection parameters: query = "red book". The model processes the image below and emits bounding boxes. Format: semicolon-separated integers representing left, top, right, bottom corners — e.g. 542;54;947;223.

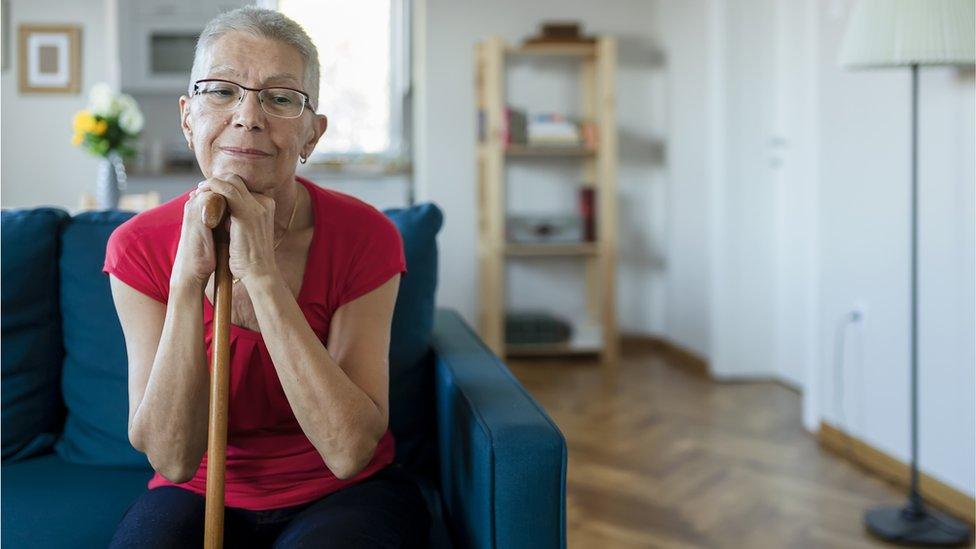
579;187;596;241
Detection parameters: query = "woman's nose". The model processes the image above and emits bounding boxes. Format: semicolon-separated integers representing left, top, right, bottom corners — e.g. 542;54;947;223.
232;90;266;130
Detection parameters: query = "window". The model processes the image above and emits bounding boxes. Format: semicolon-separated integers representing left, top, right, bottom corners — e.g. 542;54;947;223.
264;0;411;167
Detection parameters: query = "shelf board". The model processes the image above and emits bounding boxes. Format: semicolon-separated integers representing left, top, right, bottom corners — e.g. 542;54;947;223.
505;145;596;157
506;43;597;58
505;242;598;256
505;341;602;357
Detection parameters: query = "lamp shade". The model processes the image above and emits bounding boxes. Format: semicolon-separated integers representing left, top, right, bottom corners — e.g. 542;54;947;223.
839;0;976;68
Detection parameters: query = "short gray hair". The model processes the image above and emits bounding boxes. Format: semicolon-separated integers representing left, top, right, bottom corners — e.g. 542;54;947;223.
189;6;320;110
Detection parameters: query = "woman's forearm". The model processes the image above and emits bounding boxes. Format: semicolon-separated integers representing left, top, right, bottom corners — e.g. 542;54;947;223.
246;270;387;480
130;280;210;483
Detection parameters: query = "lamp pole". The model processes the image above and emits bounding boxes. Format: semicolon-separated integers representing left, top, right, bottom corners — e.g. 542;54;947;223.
862;63;970;546
907;62;922;518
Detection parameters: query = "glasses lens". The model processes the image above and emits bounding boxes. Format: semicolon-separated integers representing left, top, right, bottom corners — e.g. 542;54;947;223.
259;88;305;118
196;81;242;110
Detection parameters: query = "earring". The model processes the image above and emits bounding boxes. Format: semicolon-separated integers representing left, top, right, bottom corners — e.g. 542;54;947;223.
300;155;308;164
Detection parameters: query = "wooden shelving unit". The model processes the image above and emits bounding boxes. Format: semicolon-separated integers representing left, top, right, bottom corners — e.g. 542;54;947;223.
475;36;619;371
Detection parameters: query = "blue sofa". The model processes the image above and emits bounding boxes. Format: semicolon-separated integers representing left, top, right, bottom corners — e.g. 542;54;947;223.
1;203;567;549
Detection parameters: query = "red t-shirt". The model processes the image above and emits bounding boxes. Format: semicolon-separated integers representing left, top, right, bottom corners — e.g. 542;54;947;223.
102;175;407;510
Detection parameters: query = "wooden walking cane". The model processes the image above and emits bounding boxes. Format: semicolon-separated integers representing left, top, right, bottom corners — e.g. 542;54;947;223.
201;194;231;549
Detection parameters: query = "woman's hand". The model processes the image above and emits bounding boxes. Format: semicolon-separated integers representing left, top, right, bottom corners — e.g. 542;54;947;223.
195;173;279;284
171;182;221;290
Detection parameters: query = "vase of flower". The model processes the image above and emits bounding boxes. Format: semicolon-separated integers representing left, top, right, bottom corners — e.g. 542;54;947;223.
72;83;144;210
96;151;127;209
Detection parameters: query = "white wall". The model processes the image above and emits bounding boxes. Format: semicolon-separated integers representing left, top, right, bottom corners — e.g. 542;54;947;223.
414;0;712;356
812;0;975;498
704;0;973;498
1;0;115;211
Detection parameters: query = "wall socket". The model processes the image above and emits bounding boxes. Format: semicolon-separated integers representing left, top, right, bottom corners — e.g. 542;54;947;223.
851;299;867;322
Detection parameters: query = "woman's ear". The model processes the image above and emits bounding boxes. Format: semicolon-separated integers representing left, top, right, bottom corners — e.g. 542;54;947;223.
302;113;328;156
179;95;193;148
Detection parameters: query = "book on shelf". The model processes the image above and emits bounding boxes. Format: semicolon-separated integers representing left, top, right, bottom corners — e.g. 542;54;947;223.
478;106;598;151
527;112;580;147
505;106;528;146
578;187;596;242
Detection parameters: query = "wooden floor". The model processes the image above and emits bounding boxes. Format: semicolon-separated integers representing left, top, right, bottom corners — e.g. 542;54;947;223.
507;346;974;549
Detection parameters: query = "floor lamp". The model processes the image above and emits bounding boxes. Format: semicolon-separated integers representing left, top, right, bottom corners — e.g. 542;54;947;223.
838;0;974;545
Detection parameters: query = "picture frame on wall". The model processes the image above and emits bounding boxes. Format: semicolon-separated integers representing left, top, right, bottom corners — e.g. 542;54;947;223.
18;24;81;94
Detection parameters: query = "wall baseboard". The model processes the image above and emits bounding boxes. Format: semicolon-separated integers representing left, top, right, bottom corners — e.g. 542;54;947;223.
818;421;975;526
622;334;800;393
621;334;709;377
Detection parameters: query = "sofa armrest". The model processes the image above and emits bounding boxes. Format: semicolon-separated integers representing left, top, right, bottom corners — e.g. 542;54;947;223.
431;308;567;549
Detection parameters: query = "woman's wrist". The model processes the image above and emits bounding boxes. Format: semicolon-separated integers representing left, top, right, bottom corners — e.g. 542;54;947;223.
241;265;282;289
170;273;207;294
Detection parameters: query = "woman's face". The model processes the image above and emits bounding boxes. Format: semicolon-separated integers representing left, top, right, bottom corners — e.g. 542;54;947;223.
179;31;328;193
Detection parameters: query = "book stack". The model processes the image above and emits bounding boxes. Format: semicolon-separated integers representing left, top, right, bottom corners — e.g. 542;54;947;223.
527;112;581;147
477;106;598;150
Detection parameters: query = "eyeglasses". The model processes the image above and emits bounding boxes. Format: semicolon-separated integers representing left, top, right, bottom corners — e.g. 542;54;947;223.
191;78;313;119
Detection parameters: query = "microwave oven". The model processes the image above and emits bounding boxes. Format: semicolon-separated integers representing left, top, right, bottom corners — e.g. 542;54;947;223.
119;0;245;93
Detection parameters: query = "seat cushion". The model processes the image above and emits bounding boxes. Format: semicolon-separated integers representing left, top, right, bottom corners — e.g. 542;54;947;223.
0;207;70;462
1;452;452;549
0;451;154;549
55;211;149;467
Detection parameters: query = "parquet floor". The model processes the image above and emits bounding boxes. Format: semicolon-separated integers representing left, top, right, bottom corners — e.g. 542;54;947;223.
506;347;974;549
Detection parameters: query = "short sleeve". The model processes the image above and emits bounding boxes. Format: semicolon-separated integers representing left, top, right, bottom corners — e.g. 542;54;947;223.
335;214;408;310
102;225;167;304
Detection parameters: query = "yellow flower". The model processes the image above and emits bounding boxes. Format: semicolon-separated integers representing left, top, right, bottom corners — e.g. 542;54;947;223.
72;110;94;133
94;120;108;136
71;132;83;146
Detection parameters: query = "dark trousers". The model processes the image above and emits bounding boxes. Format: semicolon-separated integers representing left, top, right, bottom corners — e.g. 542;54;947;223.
108;463;431;548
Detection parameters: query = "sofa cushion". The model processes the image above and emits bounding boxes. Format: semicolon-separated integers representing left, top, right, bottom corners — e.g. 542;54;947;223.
1;207;70;462
0;451;154;549
384;202;443;374
384;203;443;477
1;452;454;549
55;210;149;467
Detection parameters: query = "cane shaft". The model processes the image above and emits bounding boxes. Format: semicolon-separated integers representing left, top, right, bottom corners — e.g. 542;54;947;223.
204;202;231;549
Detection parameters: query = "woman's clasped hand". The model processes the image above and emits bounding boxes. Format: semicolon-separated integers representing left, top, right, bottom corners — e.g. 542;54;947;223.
175;173;279;288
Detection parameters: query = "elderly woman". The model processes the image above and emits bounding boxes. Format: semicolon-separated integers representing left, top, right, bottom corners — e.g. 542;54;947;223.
103;7;430;548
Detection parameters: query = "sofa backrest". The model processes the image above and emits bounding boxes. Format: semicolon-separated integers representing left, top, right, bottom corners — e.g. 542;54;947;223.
0;208;70;462
56;211;147;466
1;202;442;478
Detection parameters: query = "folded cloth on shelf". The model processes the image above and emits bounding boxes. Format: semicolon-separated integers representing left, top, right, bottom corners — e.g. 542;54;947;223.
505;310;573;345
